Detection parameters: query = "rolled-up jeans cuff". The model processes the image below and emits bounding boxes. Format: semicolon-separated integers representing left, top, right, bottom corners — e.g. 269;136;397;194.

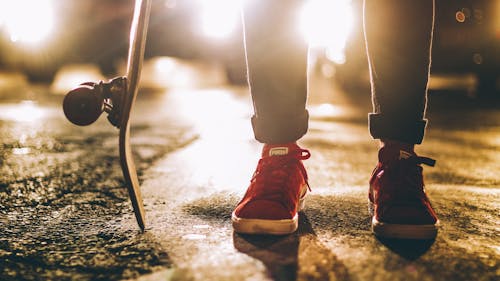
369;113;427;144
252;110;309;144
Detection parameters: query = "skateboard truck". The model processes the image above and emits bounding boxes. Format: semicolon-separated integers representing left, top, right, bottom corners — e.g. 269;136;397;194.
63;77;127;128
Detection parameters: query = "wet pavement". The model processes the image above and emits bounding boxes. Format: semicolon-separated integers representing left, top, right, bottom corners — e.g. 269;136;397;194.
0;78;499;280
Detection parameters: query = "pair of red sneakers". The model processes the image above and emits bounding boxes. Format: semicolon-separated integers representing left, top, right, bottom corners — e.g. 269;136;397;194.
232;143;439;239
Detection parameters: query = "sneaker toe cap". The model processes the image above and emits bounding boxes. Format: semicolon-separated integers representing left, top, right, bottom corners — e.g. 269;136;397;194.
378;205;437;225
234;200;294;220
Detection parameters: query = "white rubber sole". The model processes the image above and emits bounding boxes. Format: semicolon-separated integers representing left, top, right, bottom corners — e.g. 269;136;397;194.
232;193;307;235
231;213;299;235
369;202;438;239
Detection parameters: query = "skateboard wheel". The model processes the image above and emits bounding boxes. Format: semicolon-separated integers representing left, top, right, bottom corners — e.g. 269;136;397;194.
63;85;104;126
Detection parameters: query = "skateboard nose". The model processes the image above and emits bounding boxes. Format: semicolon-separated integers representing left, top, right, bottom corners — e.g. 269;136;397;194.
63;85;104;126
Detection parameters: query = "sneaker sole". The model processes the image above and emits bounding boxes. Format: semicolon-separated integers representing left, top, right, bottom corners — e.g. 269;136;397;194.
369;202;438;239
231;213;299;235
232;196;306;235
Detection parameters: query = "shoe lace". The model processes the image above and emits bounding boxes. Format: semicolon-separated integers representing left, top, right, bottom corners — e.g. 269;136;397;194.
381;155;436;203
250;149;311;207
408;155;436;167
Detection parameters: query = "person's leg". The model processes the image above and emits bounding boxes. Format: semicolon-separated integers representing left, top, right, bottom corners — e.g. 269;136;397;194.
232;0;311;235
364;0;439;239
365;0;434;143
243;0;309;144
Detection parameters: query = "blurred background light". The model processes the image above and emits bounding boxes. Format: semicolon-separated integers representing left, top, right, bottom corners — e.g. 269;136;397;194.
50;64;105;94
0;0;55;45
140;56;228;89
299;0;353;64
198;0;242;39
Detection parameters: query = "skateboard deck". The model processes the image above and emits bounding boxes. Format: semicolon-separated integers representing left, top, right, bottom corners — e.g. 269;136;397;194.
119;0;151;232
62;0;152;231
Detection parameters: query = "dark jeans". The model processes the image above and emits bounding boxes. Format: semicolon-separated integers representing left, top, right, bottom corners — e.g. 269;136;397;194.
242;0;435;144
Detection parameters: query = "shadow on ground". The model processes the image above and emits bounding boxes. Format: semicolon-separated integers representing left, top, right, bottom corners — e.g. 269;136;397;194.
233;215;351;281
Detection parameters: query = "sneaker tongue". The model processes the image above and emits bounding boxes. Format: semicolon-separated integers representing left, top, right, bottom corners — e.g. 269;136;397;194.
399;150;413;160
268;146;289;157
262;143;299;157
379;147;415;162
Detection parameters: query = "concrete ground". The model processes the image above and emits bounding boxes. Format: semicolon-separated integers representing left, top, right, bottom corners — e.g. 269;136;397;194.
0;73;499;280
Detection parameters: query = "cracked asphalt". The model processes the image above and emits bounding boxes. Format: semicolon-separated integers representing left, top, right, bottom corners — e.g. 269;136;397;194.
0;77;499;281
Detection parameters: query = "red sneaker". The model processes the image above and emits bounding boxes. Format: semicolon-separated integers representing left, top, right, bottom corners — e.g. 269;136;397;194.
369;146;439;239
232;143;310;235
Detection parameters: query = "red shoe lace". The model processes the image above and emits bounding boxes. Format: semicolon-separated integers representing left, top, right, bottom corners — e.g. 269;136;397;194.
250;149;311;210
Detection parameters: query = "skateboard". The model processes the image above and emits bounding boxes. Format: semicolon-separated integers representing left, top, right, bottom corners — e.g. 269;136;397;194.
62;0;152;231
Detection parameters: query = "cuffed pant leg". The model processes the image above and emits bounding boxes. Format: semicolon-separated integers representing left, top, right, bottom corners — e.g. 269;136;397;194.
368;114;427;144
242;0;309;144
364;0;435;144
